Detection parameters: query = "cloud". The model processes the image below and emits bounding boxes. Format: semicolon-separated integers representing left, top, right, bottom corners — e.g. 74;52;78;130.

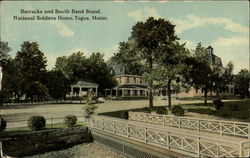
113;0;124;2
46;48;88;70
127;7;161;21
50;21;74;37
157;0;169;3
179;40;196;50
171;14;249;34
212;36;249;47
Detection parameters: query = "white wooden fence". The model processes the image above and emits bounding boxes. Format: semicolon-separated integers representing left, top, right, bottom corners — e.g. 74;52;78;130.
129;112;250;139
85;115;250;157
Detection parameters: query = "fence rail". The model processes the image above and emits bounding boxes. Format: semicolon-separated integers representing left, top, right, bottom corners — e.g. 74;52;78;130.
85;115;249;157
129;112;250;139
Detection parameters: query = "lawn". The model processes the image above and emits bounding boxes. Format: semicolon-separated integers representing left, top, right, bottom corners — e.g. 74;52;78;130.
100;99;250;121
182;100;250;120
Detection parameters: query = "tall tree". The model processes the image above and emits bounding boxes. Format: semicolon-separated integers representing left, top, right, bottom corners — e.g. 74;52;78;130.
234;69;250;98
15;41;47;100
113;17;178;108
148;41;190;110
185;43;217;105
45;70;69;100
0;41;12;103
55;52;116;94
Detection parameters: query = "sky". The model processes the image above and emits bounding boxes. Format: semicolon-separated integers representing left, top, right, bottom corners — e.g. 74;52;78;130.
0;1;249;74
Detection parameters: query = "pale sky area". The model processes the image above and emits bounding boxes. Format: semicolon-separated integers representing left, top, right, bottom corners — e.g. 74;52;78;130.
0;1;249;74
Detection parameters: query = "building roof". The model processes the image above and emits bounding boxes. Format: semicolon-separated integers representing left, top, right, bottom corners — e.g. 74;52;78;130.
114;84;147;89
71;81;99;87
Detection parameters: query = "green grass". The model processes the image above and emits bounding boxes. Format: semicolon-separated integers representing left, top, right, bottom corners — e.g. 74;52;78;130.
100;99;250;121
181;100;250;120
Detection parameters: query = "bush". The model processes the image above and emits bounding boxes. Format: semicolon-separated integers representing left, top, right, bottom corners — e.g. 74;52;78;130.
64;115;77;128
0;117;7;131
27;115;46;131
213;99;223;110
120;111;129;120
156;108;168;115
172;106;184;116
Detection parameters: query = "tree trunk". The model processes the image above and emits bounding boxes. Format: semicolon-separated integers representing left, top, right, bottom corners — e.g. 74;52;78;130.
148;57;153;108
167;79;172;110
204;89;208;105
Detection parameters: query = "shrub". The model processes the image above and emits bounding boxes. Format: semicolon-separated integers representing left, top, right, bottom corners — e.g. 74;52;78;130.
120;111;129;120
64;115;77;128
172;106;185;116
27;115;46;131
0;117;7;131
156;108;168;115
213;99;223;110
83;104;98;118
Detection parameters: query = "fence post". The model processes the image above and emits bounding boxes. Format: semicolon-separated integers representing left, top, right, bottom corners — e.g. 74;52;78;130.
248;123;250;140
197;120;200;132
145;127;147;143
197;137;200;157
220;122;222;136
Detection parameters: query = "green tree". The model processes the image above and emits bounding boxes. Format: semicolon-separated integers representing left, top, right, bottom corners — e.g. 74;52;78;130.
0;41;11;65
45;70;69;100
55;52;116;95
26;81;48;102
234;69;250;98
186;43;225;105
148;42;190;110
113;17;178;108
0;41;14;103
86;52;117;92
15;41;47;100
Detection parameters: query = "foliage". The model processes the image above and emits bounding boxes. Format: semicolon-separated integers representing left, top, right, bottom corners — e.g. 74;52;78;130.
55;52;116;93
83;89;98;118
148;41;191;110
0;117;7;131
120;111;129;119
234;69;250;98
171;106;185;116
112;17;178;108
14;41;47;100
0;41;11;65
27;115;46;131
185;42;227;105
213;99;224;110
45;70;69;99
25;81;48;101
64;115;77;128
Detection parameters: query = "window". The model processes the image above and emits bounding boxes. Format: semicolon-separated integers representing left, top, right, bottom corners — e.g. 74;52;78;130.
127;77;129;83
134;77;136;83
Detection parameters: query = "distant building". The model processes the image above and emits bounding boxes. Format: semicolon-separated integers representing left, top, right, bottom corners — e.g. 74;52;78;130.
67;81;98;97
105;63;148;98
177;45;235;98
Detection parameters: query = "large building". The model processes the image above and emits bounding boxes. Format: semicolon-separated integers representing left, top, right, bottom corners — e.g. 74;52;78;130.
177;46;234;98
105;63;148;98
108;45;234;99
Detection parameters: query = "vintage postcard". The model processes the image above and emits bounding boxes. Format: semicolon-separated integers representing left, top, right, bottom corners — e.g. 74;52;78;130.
0;0;249;157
